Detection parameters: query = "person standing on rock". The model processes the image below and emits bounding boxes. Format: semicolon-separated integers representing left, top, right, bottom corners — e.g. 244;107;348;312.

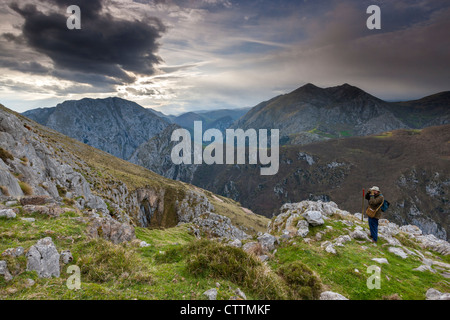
365;186;384;244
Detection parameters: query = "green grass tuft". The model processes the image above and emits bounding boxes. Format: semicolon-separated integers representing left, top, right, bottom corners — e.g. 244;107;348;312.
0;147;14;163
277;260;323;300
18;181;33;195
185;239;289;299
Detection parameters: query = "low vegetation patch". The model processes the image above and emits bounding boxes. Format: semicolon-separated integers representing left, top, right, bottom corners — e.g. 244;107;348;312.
18;181;33;195
185;239;289;299
277;261;323;300
74;239;153;284
153;246;184;264
0;186;9;196
0;147;14;162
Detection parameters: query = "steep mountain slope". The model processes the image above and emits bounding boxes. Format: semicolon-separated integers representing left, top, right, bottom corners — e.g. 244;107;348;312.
389;91;450;128
232;84;449;144
23;97;170;160
192;125;450;240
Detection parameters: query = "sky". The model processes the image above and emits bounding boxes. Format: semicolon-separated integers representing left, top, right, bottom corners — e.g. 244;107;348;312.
0;0;449;114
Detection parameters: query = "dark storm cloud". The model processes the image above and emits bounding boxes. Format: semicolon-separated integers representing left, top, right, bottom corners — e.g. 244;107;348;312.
2;32;25;44
0;60;50;75
6;0;166;85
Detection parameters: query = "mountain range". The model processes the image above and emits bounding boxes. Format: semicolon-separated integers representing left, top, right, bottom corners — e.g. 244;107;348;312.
20;84;450;239
233;83;449;144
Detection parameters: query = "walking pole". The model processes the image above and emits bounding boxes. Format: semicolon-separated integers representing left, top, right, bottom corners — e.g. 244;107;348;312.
361;188;365;222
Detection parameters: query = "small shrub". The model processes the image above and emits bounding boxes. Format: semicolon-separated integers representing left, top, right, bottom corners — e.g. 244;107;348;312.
0;147;14;162
243;242;265;256
185;239;288;299
61;210;79;218
0;185;10;196
20;156;29;165
186;240;259;281
56;184;67;197
14;172;24;181
74;239;152;284
1;255;27;276
383;293;402;300
277;261;323;300
63;197;75;206
18;181;33;195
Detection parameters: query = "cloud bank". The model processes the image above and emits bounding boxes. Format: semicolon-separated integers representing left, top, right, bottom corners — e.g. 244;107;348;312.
0;0;448;113
4;0;166;87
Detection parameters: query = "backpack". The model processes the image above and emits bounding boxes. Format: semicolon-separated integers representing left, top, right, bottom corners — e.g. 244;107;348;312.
381;199;390;212
366;195;384;218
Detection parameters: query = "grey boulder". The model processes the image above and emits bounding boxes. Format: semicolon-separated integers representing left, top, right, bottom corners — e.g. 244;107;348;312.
350;230;370;241
60;250;73;264
86;217;136;244
0;260;13;281
26;237;60;278
0;209;16;219
203;288;218;300
2;246;24;257
388;247;408;259
296;220;309;238
257;233;277;252
426;288;450;300
302;211;324;226
320;291;349;300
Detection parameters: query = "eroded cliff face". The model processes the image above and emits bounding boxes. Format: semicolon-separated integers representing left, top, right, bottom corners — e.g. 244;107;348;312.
393;169;449;240
0;105;215;229
0;106;108;215
129;187;214;228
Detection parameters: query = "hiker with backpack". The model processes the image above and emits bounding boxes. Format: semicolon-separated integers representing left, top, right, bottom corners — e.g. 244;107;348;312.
365;186;386;244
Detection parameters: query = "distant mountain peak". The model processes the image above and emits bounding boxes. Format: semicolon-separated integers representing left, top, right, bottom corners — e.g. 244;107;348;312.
289;83;372;100
325;83;377;102
291;83;323;94
301;83;320;89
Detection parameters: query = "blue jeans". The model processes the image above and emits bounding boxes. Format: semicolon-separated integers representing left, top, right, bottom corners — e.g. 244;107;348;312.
368;217;379;242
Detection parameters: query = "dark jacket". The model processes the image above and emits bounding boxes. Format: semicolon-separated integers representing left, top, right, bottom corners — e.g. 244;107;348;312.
365;192;384;219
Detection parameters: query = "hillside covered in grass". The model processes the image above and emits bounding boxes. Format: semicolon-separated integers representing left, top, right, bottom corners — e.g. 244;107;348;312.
1;197;449;300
